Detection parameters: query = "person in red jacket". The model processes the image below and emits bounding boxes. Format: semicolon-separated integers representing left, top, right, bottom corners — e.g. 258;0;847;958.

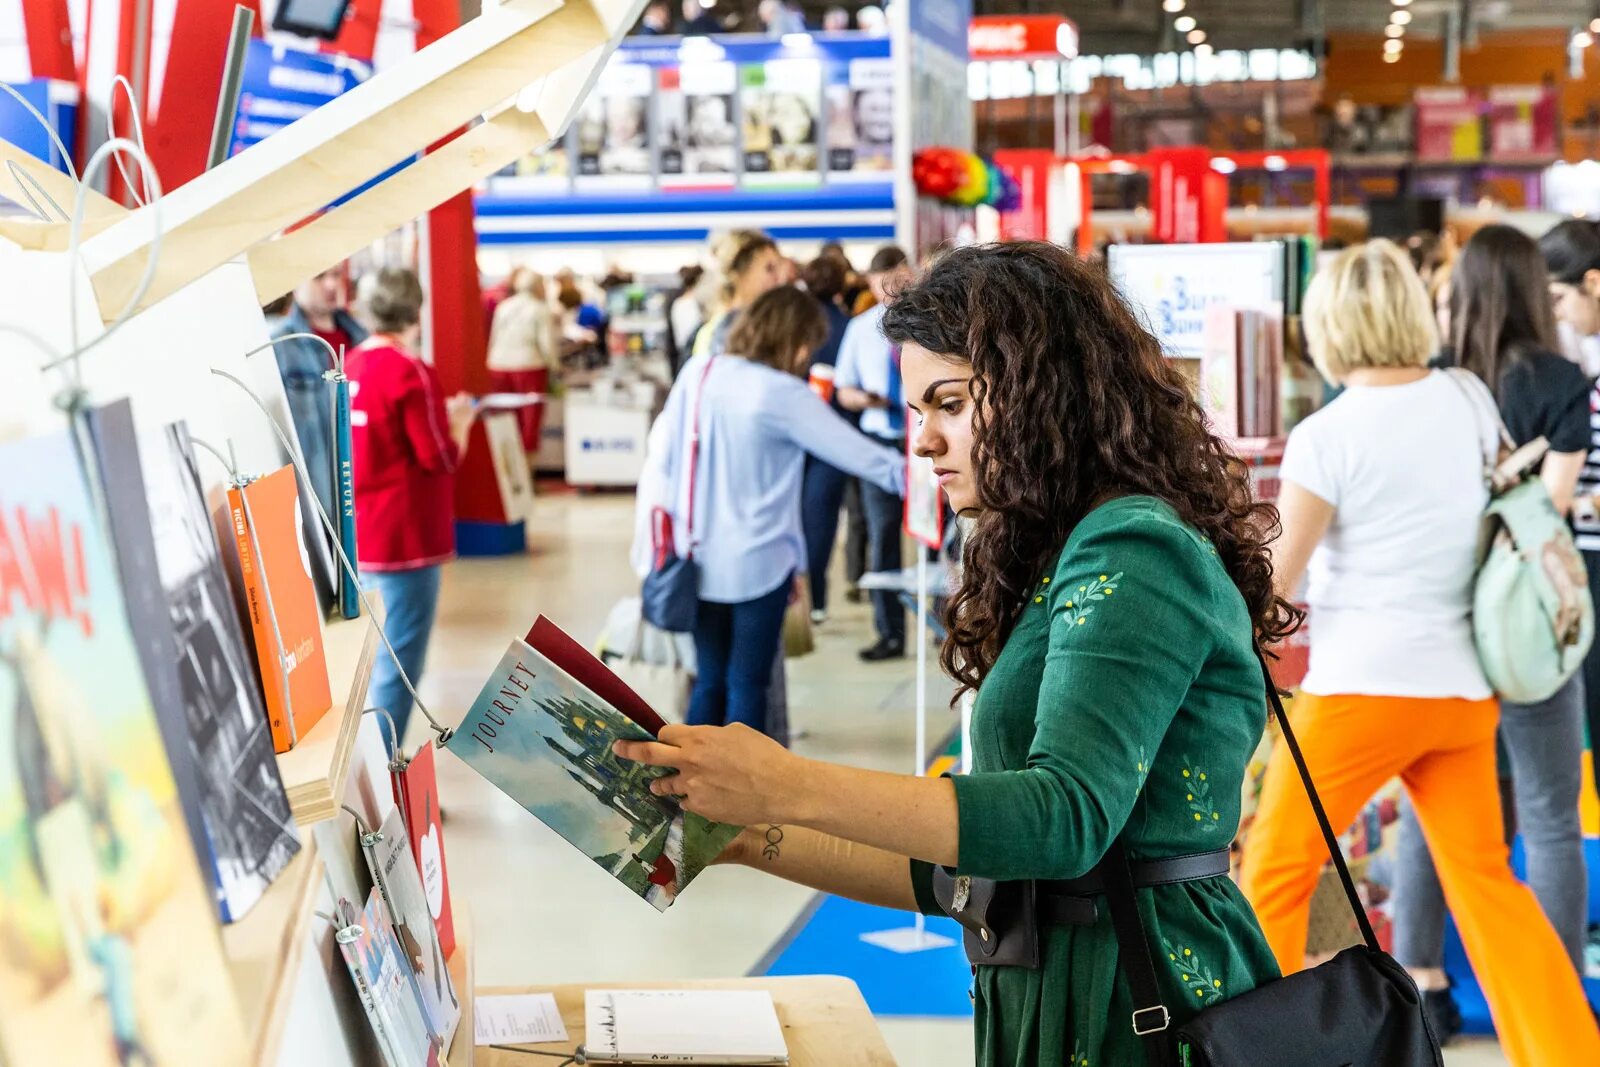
349;267;476;741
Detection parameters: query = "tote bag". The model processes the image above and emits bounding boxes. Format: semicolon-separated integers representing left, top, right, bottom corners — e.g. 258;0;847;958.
641;357;716;634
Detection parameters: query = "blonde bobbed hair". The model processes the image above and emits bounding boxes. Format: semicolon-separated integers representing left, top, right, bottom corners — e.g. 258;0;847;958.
1302;238;1438;385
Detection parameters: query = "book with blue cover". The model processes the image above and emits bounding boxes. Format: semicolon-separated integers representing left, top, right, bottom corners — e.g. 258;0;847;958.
444;617;740;911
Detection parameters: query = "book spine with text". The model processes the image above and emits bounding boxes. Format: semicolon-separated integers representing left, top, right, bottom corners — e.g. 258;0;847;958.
334;378;361;620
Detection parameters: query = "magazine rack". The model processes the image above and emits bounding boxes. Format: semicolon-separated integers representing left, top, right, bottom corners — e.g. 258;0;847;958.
0;3;646;1065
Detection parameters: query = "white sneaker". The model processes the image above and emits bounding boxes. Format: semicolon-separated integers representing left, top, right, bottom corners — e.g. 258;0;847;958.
809;609;827;625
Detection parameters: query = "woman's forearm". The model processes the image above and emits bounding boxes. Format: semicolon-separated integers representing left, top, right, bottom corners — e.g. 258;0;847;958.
787;759;961;869
734;824;920;912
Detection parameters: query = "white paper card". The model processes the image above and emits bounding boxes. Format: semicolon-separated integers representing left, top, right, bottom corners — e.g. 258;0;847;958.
474;993;570;1046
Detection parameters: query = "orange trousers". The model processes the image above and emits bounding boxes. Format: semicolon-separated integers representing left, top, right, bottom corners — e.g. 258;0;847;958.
1239;692;1600;1067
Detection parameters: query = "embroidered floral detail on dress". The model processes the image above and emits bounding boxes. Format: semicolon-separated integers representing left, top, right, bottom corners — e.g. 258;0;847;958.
1061;572;1122;628
1182;757;1221;832
1069;1038;1090;1066
1135;744;1151;798
1166;940;1225;1001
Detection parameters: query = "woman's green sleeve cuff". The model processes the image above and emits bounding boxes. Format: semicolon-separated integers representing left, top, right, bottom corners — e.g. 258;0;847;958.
909;858;944;917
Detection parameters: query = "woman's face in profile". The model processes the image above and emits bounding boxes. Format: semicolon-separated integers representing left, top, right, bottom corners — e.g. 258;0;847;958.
902;342;978;514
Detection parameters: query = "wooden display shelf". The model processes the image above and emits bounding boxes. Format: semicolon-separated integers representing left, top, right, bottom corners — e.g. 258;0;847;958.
446;905;476;1067
223;837;325;1067
277;595;384;826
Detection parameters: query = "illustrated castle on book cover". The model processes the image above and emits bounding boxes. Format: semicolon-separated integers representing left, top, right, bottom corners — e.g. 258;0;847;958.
447;640;739;910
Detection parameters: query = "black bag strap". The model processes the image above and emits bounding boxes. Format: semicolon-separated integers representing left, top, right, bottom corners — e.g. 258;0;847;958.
1104;839;1177;1067
1105;649;1378;1067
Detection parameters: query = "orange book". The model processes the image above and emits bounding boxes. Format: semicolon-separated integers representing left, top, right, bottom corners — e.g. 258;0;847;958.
229;465;333;752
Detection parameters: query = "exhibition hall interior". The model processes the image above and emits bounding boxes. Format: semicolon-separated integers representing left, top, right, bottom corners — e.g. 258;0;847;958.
6;0;1600;1064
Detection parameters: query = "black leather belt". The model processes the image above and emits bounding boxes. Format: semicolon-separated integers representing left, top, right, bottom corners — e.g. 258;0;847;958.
1040;848;1232;927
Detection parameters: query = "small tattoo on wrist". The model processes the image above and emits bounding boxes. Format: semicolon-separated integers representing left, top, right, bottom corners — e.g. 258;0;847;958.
762;825;785;861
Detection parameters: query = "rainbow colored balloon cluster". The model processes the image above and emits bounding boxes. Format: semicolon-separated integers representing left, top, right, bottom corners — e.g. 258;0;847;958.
911;147;1022;211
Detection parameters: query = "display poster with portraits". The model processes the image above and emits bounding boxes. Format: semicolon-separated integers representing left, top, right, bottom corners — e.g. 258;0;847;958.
573;61;654;189
825;56;895;180
657;60;739;189
741;57;823;188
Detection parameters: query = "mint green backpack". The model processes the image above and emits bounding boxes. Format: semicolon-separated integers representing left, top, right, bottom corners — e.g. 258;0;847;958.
1449;369;1594;704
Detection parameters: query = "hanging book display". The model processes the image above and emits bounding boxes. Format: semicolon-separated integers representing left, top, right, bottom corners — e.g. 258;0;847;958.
96;404;302;921
226;464;335;752
358;808;461;1050
335;889;446;1067
395;740;457;958
445;616;741;912
0;428;250;1066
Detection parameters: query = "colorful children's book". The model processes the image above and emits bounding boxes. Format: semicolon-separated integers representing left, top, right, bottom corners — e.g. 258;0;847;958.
226;463;334;752
396;741;457;958
445;616;740;911
361;808;461;1051
335;889;445;1067
0;428;249;1066
97;408;301;924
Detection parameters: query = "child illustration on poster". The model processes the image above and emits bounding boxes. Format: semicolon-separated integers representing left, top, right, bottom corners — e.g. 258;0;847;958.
658;61;739;188
826;57;894;178
741;58;822;188
574;60;653;188
0;430;248;1067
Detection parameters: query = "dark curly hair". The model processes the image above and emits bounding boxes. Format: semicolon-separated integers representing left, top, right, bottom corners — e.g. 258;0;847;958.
881;242;1301;699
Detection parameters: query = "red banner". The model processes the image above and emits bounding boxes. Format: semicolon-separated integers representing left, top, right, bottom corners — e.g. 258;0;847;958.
968;15;1077;61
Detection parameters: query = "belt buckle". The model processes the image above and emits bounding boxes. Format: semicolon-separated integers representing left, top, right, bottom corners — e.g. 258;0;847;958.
1132;1006;1170;1036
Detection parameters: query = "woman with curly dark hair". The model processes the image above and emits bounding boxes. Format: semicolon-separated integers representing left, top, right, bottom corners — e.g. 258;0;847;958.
617;242;1291;1064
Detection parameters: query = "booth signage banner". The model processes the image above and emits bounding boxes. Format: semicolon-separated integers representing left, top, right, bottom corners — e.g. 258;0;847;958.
968;15;1077;61
487;34;891;200
1414;86;1484;163
1107;242;1285;361
228;41;371;158
1487;85;1558;161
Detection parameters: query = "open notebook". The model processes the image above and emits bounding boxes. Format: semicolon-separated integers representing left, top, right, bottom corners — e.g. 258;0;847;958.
582;990;789;1065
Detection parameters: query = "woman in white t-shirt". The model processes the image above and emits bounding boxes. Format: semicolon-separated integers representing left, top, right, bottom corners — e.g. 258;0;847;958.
1239;240;1600;1067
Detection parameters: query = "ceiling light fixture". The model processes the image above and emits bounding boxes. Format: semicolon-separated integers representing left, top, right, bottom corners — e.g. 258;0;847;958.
1384;38;1403;54
1383;51;1402;63
1187;28;1207;44
1391;0;1412;6
1575;30;1595;47
1175;15;1197;32
1162;0;1186;11
1195;42;1214;58
1591;17;1600;34
1385;24;1405;38
1391;10;1413;25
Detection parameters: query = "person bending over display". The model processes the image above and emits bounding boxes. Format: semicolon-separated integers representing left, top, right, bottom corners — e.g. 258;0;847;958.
617;243;1291;1066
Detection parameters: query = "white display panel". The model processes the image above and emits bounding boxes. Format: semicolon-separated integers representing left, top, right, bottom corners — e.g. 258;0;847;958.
1107;241;1285;360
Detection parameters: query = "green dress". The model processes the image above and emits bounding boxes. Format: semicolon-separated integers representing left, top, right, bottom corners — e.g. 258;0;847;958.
910;497;1280;1067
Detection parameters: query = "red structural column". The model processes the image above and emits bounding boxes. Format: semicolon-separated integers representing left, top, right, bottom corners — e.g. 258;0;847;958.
21;0;77;81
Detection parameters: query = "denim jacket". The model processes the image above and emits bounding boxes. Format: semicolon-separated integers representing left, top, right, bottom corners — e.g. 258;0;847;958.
268;306;368;527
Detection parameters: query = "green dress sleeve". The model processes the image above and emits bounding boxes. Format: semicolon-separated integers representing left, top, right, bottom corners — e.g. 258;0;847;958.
950;508;1224;881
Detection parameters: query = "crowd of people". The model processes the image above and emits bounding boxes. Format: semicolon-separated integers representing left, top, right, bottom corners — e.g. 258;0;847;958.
262;216;1600;1064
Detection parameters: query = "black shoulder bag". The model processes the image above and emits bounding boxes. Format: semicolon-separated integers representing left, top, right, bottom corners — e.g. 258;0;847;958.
1103;654;1444;1067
